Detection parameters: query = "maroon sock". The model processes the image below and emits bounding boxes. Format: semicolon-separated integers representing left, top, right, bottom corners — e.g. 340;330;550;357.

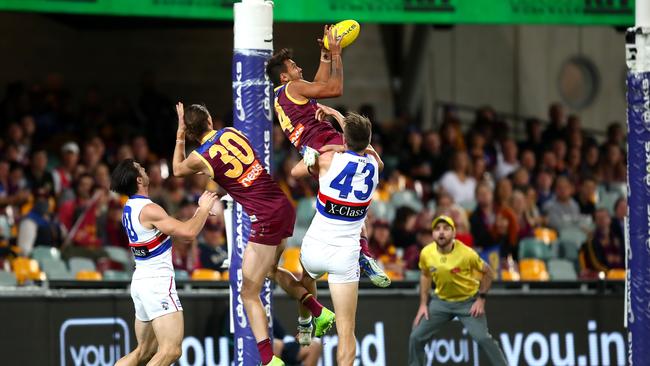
300;293;323;317
359;236;373;257
257;338;274;364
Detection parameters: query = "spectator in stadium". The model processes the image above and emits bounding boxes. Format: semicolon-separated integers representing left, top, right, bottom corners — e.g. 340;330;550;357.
611;197;626;246
409;215;507;366
510;189;534;241
6;122;29;162
534;170;554;209
421;131;444;183
81;141;102;173
52;142;80;198
17;188;63;255
599;143;627;185
472;156;494;190
542;175;582;231
575;177;597;216
159;176;187;216
439;119;466;157
519;148;536;174
391;206;418;248
470;182;517;256
542;102;566;143
511;167;530;192
58;174;106;260
172;199;202;273
439;151;477;208
494;138;519;180
98;198;128;248
566;146;582;182
404;227;434;270
369;219;404;278
198;216;228;270
581;144;601;179
145;162;166;207
582;208;625;273
25;148;54;194
519;118;543;157
605;122;625;151
131;135;158;166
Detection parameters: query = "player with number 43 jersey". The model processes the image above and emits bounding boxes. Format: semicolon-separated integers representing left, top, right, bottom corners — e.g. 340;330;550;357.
292;111;383;365
172;102;335;366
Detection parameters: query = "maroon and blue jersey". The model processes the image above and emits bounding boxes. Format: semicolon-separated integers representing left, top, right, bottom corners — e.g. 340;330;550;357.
273;82;343;150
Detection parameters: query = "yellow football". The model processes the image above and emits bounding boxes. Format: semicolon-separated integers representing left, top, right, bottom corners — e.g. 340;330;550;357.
324;20;360;50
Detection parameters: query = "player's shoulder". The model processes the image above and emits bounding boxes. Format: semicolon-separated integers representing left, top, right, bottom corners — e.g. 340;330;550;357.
455;240;478;256
420;242;438;257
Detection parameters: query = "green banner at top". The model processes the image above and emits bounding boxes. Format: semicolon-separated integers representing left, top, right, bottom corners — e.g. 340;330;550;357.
0;0;635;25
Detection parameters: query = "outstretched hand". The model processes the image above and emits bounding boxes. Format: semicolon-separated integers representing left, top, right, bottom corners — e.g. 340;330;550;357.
326;25;342;55
176;102;186;139
315;103;342;121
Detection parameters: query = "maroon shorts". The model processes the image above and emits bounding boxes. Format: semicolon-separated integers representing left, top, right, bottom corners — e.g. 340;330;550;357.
249;199;296;246
309;131;343;151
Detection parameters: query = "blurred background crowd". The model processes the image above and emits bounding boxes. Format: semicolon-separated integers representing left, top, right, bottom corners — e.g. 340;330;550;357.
0;73;627;283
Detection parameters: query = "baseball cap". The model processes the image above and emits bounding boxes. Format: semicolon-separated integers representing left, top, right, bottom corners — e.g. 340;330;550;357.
61;141;80;154
432;215;455;231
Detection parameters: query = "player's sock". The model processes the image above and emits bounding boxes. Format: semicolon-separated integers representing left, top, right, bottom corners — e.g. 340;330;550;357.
300;293;323;317
257;338;274;364
359;236;372;257
298;315;312;326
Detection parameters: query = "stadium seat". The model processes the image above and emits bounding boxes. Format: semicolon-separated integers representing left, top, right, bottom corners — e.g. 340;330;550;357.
404;270;420;281
606;269;626;280
11;257;44;284
500;268;520;281
31;246;61;262
102;270;130;281
518;238;550;261
547;259;578;281
0;270;17;286
68;257;96;275
559;228;587;248
220;271;229;281
191;268;221;281
519;259;549;281
174;270;190;280
76;270;102;281
40;257;74;280
534;227;557;245
295;197;316;228
105;246;133;271
281;247;302;275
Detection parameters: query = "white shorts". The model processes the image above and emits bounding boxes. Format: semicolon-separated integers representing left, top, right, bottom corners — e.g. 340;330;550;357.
131;276;183;322
300;236;360;284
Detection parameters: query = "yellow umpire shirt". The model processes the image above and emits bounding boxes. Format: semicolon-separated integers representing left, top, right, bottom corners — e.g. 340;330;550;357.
418;239;485;302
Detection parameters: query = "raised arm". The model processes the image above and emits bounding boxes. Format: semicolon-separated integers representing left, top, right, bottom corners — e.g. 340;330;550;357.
289;27;343;100
173;102;211;177
315;103;346;129
141;191;218;239
313;25;332;83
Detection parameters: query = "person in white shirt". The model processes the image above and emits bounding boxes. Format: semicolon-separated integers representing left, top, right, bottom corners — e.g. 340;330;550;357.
438;151;477;208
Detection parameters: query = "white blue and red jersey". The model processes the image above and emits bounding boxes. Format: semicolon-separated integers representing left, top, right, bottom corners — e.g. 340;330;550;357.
305;151;379;247
122;195;173;279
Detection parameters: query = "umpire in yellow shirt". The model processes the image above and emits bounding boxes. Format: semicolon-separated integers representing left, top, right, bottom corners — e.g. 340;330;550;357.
408;215;507;366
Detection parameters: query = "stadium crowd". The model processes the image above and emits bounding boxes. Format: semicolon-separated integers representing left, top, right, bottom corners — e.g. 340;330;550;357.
0;75;628;283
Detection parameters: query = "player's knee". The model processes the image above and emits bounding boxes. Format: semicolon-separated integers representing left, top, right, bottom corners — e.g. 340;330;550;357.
409;330;423;346
160;344;182;362
241;280;260;300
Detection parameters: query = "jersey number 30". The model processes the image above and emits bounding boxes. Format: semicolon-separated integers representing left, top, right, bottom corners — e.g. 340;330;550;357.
330;161;375;200
208;130;256;179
